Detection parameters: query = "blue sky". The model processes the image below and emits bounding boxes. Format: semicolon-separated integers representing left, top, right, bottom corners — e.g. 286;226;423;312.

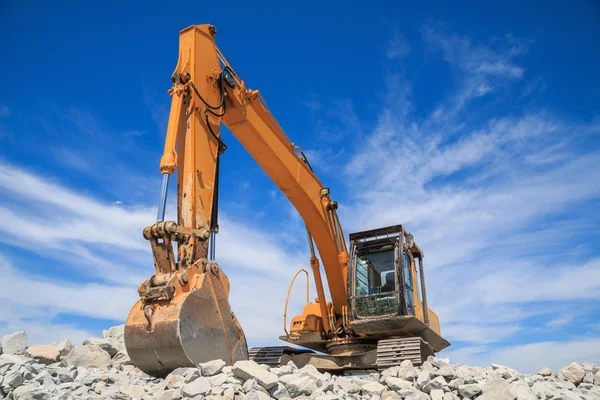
1;1;599;373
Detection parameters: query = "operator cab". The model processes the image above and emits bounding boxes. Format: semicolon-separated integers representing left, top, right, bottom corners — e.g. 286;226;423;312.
348;225;425;320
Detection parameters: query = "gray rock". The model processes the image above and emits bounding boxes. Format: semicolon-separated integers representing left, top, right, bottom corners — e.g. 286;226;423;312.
560;363;586;385
53;339;74;358
0;331;27;355
82;337;122;357
61;345;111;368
269;382;290;399
19;363;38;380
384;377;413;391
538;367;553;376
360;382;386;396
210;373;229;386
11;384;37;400
201;360;227;376
2;369;24;391
416;370;431;389
113;349;133;365
334;378;360;394
422;376;447;393
232;360;278;390
243;389;271;400
26;345;60;365
287;376;317;397
457;383;482;398
380;366;399;380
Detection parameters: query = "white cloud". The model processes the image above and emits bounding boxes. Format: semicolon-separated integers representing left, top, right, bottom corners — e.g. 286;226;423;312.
0;161;309;346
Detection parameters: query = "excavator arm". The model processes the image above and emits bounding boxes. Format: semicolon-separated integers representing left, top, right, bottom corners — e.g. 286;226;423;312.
125;25;350;376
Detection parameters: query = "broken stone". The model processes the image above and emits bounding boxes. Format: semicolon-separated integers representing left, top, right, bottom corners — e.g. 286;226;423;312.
560;362;586;385
287;376;317;397
232;360;278;390
0;331;27;355
360;382;386;396
457;383;483;398
82;337;121;358
384;377;413;391
538;367;553;376
422;376;447;393
26;345;61;365
61;345;111;369
201;359;227;376
428;356;450;369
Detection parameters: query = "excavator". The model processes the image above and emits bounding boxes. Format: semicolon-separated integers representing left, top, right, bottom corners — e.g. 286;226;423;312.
124;24;450;377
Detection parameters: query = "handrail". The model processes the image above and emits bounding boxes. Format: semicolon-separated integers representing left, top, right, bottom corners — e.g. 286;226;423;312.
283;269;310;337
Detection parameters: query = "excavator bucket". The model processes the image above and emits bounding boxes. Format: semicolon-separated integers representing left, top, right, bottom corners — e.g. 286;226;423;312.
124;269;248;377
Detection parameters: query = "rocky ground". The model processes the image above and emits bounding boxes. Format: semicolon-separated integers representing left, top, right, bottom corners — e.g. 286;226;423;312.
0;327;599;400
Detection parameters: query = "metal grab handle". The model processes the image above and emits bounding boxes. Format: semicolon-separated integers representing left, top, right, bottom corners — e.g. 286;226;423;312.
283;269;310;338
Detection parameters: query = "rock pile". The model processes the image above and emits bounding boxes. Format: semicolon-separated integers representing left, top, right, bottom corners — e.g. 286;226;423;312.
0;327;599;399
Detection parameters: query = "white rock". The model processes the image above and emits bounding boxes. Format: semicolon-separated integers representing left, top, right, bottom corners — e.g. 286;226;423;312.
210;373;229;386
121;384;145;397
422;376;447;393
381;391;401;400
421;361;435;372
244;389;271;400
201;359;227;376
442;393;460;400
361;382;386;396
405;390;430;400
428;356;450;369
384;377;413;391
233;360;279;390
532;381;558;399
334;377;361;394
595;370;600;386
398;364;418;380
457;383;482;398
0;331;27;355
538;367;553;376
164;373;186;389
102;325;125;342
182;376;212;397
11;384;37;400
560;362;586;385
26;345;60;364
505;381;536;400
430;389;443;400
416;370;431;389
61;345;111;368
287;376;317;397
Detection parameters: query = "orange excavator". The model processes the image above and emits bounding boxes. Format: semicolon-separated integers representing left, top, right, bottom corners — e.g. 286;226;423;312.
124;24;450;377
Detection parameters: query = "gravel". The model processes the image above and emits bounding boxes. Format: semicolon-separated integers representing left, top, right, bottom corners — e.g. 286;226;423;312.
0;327;599;399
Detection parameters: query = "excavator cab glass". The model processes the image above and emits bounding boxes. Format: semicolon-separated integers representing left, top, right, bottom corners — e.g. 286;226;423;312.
349;225;417;319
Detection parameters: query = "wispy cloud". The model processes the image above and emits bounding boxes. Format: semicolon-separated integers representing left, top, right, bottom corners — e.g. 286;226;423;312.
0;105;10;117
386;31;411;60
